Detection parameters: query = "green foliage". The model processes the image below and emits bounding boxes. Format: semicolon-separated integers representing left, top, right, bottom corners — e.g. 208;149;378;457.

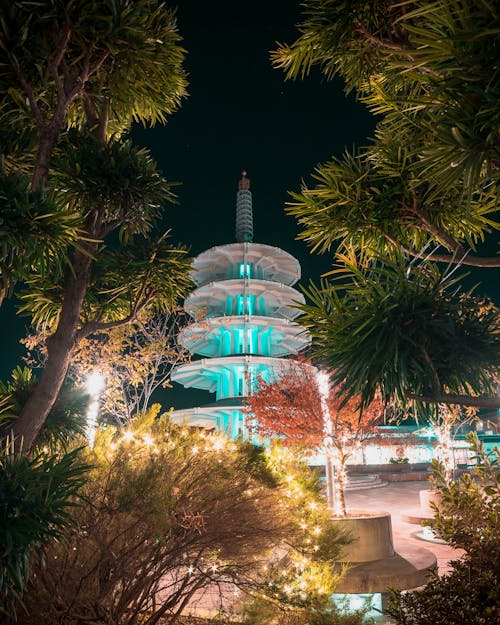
230;596;369;625
16;131;193;330
54;131;175;241
299;253;500;410
0;0;187;137
0;367;88;451
0;446;88;613
6;416;351;624
0;172;81;297
387;433;499;624
430;433;500;554
388;555;498;625
274;0;500;193
286;136;499;259
274;1;500;412
19;231;192;330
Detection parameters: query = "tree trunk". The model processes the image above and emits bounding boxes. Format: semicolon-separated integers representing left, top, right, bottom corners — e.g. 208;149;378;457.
335;455;348;517
326;448;347;517
13;244;95;451
31;127;60;192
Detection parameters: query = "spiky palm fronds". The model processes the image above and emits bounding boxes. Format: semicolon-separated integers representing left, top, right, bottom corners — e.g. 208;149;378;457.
299;253;500;411
0;173;81;301
273;0;500;194
0;445;88;611
0;367;87;451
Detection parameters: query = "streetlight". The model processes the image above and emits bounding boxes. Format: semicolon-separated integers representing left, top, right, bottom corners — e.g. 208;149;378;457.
86;371;105;448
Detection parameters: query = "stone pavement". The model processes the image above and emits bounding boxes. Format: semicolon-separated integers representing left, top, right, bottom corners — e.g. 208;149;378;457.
345;480;463;573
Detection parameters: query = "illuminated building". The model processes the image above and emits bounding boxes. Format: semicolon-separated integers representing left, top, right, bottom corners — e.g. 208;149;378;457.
171;172;309;437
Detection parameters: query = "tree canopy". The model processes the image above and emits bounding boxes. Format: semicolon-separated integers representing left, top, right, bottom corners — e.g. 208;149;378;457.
273;0;500;412
0;1;193;451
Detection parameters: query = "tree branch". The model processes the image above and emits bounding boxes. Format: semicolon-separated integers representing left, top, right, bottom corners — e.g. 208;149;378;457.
77;290;158;339
355;25;410;51
383;231;500;268
16;72;44;129
409;393;500;410
49;23;71;100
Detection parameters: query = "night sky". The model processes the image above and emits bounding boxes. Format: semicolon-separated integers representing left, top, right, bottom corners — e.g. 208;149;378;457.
1;1;497;410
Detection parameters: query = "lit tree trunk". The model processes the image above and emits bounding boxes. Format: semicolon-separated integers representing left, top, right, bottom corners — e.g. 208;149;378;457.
13;242;96;451
335;451;348;517
434;406;455;482
325;443;336;513
325;441;347;517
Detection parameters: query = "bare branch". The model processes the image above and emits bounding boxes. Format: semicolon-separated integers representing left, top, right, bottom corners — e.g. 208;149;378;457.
383;231;500;268
409;393;500;410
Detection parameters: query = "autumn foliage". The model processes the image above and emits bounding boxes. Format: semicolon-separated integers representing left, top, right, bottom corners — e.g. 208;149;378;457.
244;362;385;516
245;363;383;450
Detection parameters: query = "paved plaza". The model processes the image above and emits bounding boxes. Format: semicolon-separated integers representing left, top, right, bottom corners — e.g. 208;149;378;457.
345;480;462;573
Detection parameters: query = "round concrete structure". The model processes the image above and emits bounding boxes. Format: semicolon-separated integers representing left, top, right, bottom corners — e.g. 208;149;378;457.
330;511;437;594
419;489;442;517
334;511;394;563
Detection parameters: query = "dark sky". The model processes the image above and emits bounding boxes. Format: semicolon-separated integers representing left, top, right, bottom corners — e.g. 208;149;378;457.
1;1;497;409
131;0;375;267
0;0;375;397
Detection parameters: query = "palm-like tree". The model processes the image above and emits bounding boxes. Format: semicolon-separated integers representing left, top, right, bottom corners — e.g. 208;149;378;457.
0;2;193;450
272;0;500;413
300;253;500;411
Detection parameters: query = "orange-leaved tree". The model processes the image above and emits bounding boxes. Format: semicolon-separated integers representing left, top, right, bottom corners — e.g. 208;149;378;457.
245;362;384;516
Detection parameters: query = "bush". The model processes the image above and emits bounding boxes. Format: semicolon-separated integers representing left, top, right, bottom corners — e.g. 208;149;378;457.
387;434;499;625
10;411;350;624
0;447;88;616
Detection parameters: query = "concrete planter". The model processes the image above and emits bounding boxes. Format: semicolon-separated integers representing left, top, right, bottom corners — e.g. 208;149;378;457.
333;511;394;563
419;489;442;518
331;510;437;593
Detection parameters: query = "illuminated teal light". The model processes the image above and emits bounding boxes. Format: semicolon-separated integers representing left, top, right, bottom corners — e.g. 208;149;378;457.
247;294;255;315
332;593;383;622
238;262;253;278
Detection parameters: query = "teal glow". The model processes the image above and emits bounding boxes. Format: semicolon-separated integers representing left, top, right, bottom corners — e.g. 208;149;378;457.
332;593;383;622
236;294;245;315
247;294;256;315
238;262;253;279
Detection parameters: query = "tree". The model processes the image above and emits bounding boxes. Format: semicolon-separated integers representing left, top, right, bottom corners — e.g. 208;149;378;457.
0;2;193;451
271;0;500;412
245;362;384;516
0;446;88;618
299;253;500;412
426;404;478;482
24;310;191;425
8;410;351;625
273;0;499;199
0;367;90;616
386;434;499;624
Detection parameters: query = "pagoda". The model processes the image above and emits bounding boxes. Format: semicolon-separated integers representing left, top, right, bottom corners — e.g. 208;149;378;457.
170;172;309;438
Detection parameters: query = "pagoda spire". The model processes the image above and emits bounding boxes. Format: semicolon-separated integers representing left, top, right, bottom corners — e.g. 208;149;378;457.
235;170;253;243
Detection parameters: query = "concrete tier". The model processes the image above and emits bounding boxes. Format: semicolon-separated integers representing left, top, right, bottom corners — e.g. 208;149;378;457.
178;315;310;357
331;511;437;593
191;242;301;287
335;512;395;562
334;545;437;593
170;405;246;438
171;355;300;401
184;279;304;321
